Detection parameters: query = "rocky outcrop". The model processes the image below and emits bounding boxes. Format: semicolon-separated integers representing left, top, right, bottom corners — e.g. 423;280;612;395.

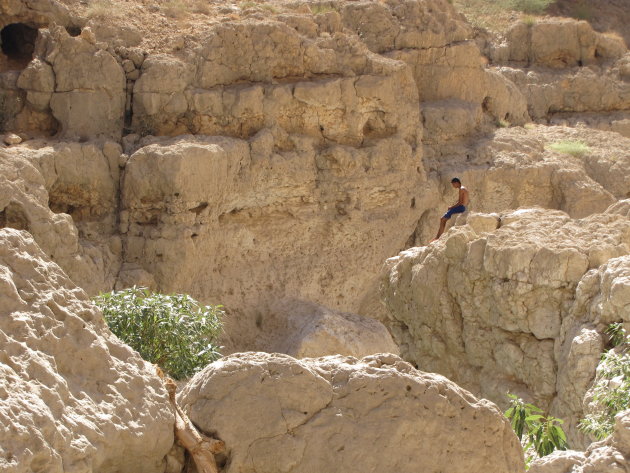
484;19;630;124
409;125;630;244
132;19;420;145
0;140;122;295
178;352;525;473
490;20;626;68
380;208;630;445
0;228;174;473
529;410;630;473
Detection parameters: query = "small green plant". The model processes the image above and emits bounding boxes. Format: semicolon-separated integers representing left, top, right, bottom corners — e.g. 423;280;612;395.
579;324;629;440
497;118;511;128
239;1;257;10
311;3;337;14
607;322;627;348
505;394;568;464
86;0;121;18
260;3;278;13
522;15;537;26
94;288;223;380
547;140;591;157
511;0;553;14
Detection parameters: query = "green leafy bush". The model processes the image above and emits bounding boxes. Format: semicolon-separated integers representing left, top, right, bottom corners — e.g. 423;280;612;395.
579;324;630;440
505;394;568;465
94;288;223;380
511;0;554;14
547;140;591;157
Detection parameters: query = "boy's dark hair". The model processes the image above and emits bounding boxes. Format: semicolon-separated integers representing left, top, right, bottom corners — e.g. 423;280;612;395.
451;177;461;184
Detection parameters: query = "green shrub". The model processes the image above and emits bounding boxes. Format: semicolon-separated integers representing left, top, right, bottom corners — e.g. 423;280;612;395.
547;140;591;157
311;3;337;14
505;394;568;465
579;324;630;440
94;288;223;380
511;0;554;14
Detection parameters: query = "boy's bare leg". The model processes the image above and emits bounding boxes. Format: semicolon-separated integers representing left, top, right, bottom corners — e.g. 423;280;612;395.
430;217;448;242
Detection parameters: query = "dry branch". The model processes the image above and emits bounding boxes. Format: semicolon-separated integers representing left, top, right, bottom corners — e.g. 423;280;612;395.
159;369;225;473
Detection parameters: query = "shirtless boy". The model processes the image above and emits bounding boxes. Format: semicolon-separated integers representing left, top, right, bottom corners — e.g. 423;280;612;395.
433;177;469;240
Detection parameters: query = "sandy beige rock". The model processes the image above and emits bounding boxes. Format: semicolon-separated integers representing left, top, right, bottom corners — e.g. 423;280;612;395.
606;200;630;218
120;128;425;350
380;208;630;444
267;299;399;358
494;19;627;68
411;125;629;245
3;132;22;145
499;63;630;119
132;18;420;145
178;352;525;473
45;26;126;140
0;228;174;473
0;140;121;294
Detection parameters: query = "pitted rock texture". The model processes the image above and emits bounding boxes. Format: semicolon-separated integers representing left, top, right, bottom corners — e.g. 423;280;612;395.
121;134;426;351
178;352;525;473
266;299;399;358
380;208;630;446
529;410;630;473
132;18;421;144
0;228;174;473
0;140;122;295
490;19;626;69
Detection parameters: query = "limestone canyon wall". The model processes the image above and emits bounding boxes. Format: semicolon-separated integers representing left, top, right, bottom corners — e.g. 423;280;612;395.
1;0;630;469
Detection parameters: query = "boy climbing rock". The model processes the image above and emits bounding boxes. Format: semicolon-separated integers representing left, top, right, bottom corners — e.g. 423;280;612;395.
432;177;469;241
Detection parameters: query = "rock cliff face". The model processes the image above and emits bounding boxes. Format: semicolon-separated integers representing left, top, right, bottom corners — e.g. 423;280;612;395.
380;207;630;446
0;228;174;473
178;352;525;473
1;0;630;469
0;140;122;295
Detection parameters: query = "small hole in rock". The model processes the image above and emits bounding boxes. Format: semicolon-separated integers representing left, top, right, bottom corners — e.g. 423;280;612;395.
1;23;38;68
65;26;81;37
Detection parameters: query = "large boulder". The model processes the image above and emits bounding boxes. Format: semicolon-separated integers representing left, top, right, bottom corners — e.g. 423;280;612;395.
265;299;399;358
178;352;525;473
0;228;174;473
380;208;630;445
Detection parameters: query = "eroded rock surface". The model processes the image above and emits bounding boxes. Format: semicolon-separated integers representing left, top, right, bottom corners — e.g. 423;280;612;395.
266;299;399;358
0;140;122;295
380;208;630;445
120;133;424;351
178;352;525;473
0;228;174;473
